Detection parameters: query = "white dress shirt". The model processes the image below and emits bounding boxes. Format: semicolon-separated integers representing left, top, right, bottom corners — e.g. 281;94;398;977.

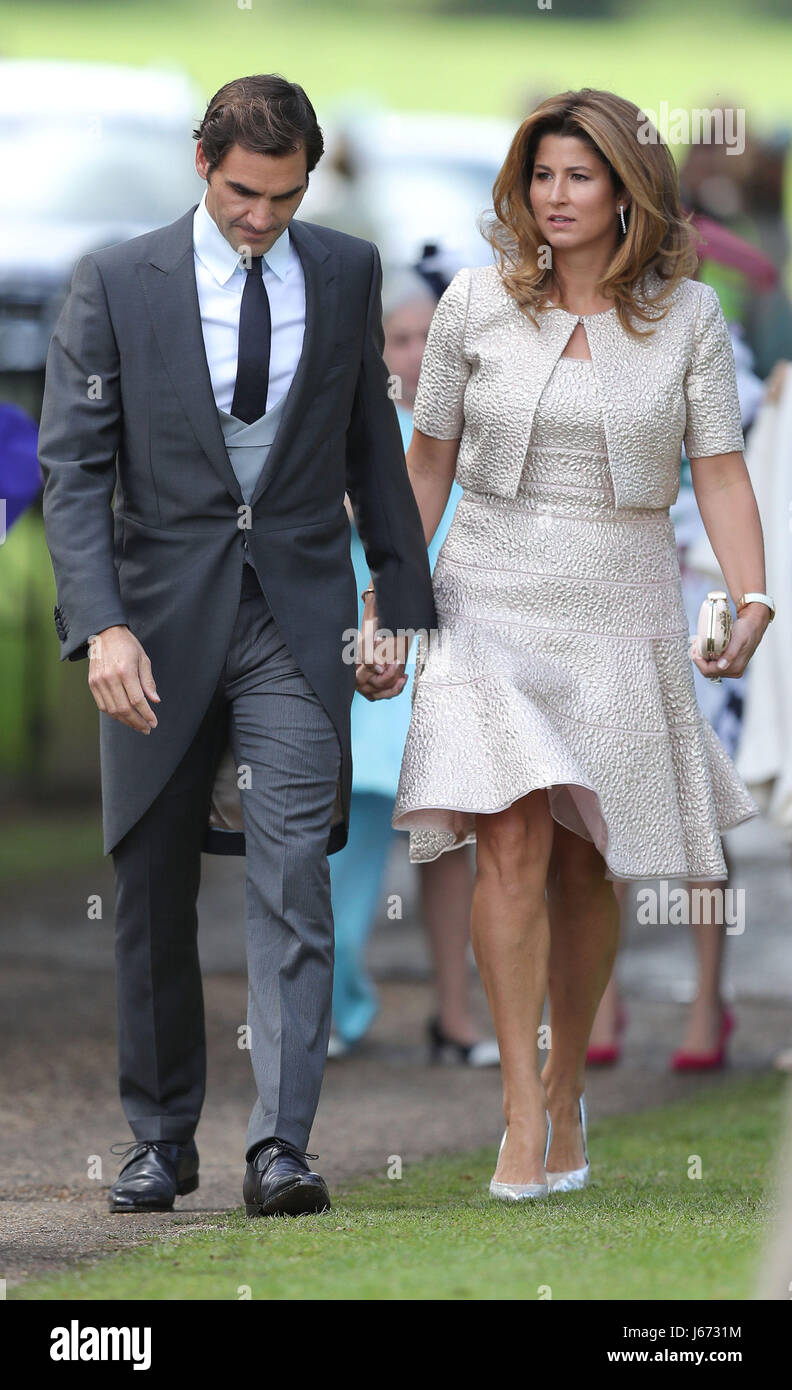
192;189;306;415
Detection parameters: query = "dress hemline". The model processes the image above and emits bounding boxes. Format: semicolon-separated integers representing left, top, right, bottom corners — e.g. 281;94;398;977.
393;777;759;882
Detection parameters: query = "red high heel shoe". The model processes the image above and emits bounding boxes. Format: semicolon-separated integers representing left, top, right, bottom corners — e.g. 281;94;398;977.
586;1002;628;1066
670;1006;736;1072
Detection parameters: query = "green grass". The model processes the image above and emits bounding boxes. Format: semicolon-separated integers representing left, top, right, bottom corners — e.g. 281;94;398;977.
4;3;791;301
11;1074;787;1300
1;1;790;127
0;808;104;885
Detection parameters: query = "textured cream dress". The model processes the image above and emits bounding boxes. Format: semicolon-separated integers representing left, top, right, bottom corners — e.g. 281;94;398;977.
391;267;760;881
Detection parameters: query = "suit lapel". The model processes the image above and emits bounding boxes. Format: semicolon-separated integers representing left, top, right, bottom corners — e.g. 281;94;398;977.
137;207;338;509
138;208;243;502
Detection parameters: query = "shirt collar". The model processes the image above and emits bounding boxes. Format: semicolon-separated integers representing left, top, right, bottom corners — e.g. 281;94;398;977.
193;189;291;286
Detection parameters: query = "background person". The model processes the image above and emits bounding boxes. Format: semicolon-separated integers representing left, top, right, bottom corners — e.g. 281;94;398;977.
589;233;772;1070
330;264;498;1066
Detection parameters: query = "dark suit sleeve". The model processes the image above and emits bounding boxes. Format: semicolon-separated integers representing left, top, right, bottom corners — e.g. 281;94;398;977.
38;253;130;662
344;242;437;641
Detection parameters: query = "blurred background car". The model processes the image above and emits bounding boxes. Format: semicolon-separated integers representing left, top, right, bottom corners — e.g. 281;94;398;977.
0;59;205;416
300;106;514;269
0;59;205;788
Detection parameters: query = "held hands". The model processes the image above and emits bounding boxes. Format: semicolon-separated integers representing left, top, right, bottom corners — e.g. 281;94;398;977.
690;606;770;682
87;625;161;733
355;594;409;701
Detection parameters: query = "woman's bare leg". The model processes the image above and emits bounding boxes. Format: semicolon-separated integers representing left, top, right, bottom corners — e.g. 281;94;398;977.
471;789;555;1184
418;845;478;1045
587;880;629;1047
676;920;726;1050
541;822;622;1171
676;856;730;1053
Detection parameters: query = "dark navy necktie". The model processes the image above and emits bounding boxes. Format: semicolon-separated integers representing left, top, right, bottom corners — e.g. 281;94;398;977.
231;255;271;424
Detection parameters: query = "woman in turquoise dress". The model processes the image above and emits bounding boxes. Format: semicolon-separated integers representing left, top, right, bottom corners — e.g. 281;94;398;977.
329;267;497;1065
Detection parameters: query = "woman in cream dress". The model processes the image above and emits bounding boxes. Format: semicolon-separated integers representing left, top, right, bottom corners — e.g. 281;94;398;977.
386;90;772;1199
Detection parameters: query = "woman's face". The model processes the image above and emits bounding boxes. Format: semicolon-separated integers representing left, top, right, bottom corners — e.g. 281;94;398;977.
529;132;626;254
384;296;436;408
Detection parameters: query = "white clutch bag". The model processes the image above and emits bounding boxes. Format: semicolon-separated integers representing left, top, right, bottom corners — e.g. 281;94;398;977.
696;590;733;660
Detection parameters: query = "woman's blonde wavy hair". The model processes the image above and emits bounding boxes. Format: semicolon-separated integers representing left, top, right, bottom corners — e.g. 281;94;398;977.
479;88;699;336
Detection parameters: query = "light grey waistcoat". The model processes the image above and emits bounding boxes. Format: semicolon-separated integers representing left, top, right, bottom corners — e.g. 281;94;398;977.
218;394;288;563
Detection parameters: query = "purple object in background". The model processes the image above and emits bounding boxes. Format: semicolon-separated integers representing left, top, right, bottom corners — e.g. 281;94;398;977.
0;402;42;538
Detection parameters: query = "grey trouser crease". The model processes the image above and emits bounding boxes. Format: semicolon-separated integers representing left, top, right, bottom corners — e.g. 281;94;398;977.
112;560;342;1157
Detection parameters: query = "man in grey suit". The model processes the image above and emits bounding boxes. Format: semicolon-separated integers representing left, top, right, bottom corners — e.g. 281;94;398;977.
39;74;436;1217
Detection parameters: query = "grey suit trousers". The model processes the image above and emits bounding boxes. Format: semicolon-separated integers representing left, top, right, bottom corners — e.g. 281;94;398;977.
112;560;342;1158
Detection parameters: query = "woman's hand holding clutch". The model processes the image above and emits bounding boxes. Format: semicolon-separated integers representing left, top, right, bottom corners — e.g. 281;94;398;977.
690;602;771;682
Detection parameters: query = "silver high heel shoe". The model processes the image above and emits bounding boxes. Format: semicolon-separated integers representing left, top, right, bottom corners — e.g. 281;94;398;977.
544;1094;590;1192
489;1122;549;1201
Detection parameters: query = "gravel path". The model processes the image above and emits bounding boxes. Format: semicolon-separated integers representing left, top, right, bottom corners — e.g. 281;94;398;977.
2;815;790;1290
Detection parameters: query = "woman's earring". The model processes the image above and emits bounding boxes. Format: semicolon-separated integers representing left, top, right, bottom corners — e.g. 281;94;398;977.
618;204;627;235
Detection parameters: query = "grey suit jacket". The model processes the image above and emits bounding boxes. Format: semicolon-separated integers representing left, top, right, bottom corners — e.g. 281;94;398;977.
39;205;437;856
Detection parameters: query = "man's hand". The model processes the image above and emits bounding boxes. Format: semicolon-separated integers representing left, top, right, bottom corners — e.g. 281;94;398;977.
87;625;161;733
355;598;408;701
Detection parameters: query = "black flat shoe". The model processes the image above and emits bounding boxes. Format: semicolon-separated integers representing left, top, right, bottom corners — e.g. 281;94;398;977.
108;1139;199;1212
243;1138;331;1218
427;1017;500;1067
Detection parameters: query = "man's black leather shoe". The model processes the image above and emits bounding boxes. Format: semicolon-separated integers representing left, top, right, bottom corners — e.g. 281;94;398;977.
108;1139;199;1212
243;1139;331;1217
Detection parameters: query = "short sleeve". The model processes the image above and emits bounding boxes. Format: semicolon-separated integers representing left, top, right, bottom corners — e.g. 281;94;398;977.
683;283;745;460
412;267;472;439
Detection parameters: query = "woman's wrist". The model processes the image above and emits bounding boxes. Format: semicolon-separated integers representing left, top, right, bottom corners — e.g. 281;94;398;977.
736;601;771;631
734;592;775;622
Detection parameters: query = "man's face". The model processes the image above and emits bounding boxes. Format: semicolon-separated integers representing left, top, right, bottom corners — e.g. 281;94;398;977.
195;140;309;255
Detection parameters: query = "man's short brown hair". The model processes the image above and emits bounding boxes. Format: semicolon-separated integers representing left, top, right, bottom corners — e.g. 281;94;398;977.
194;73;324;180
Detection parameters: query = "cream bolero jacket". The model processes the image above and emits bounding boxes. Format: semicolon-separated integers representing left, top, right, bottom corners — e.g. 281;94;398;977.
411;264;745;510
